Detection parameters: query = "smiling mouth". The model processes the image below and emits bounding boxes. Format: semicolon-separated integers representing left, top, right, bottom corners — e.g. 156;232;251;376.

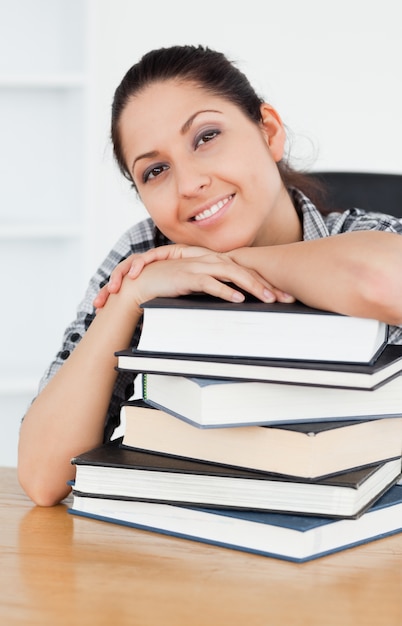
192;195;234;222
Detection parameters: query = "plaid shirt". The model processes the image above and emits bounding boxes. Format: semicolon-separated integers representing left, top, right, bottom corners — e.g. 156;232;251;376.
37;190;402;439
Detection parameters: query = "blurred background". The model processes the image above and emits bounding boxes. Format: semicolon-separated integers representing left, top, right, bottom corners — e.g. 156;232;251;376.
1;0;401;466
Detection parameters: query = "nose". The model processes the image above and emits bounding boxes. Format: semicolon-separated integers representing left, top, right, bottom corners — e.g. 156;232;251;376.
175;158;211;197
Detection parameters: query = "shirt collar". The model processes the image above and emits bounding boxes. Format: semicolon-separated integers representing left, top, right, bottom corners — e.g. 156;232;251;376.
290;187;330;240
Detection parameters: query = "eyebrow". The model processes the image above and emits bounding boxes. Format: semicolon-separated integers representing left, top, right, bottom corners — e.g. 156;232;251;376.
180;109;221;134
131;109;222;174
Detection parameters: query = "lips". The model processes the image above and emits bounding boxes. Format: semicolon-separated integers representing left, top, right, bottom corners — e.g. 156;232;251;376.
191;194;234;222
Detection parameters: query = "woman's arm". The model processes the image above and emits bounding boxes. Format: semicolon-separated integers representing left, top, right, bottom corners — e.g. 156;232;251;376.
19;253;284;506
93;231;402;324
18;286;143;506
229;231;402;324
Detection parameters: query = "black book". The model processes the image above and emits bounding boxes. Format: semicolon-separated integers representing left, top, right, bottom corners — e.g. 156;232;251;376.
70;440;401;519
136;294;388;364
116;343;402;390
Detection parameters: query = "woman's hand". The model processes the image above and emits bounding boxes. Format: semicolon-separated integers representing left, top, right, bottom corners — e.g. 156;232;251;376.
94;245;212;308
93;244;295;309
125;244;211;280
103;250;295;312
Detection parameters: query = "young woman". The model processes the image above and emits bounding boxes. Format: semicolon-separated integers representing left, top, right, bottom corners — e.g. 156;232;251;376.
18;45;402;506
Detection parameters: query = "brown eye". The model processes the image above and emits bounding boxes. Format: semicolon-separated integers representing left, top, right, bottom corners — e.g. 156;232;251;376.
195;129;220;149
143;163;169;183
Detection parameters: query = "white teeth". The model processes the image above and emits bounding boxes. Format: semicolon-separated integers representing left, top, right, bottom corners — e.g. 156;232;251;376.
194;196;232;221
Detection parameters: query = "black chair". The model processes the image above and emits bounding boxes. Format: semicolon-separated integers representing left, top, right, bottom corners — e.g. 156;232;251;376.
310;172;402;218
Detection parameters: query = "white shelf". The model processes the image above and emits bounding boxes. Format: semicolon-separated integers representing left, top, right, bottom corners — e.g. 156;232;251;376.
0;74;87;89
0;0;89;467
0;224;83;240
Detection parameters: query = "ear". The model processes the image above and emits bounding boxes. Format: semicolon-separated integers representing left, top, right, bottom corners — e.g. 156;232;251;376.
259;103;286;162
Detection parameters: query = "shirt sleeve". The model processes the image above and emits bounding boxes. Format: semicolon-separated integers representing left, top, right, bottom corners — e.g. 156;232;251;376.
35;217;160;441
324;208;402;235
324;208;402;343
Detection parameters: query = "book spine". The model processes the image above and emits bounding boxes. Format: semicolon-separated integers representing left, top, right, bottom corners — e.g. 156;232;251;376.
142;374;148;400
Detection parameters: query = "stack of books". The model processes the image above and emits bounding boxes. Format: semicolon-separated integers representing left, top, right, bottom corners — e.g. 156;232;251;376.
68;295;402;563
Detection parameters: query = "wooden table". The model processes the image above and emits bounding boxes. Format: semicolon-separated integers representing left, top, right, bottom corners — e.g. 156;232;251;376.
1;467;402;626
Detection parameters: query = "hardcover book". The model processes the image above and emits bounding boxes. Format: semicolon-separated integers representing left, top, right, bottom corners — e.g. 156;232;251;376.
136;294;388;364
121;401;402;479
68;484;402;563
142;371;402;427
116;343;402;391
70;441;401;518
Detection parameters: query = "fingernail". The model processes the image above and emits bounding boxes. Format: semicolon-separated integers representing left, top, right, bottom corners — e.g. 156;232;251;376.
231;292;245;302
263;289;275;302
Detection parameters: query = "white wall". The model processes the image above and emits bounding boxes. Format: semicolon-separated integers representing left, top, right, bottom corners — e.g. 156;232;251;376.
86;0;402;269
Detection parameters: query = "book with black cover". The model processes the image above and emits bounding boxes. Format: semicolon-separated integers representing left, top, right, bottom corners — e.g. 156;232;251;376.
70;440;401;518
68;484;402;563
116;343;402;391
120;400;402;479
136;294;388;364
143;371;402;427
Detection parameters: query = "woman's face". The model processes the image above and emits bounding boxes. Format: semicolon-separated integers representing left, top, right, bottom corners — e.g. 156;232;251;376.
118;79;300;250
